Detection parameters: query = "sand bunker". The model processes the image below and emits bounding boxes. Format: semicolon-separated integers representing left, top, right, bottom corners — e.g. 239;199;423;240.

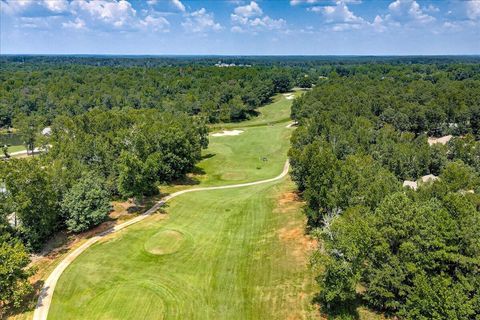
283;93;295;100
211;130;244;137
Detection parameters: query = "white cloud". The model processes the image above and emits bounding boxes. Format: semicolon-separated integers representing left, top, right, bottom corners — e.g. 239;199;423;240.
291;0;361;5
18;16;58;28
387;0;435;24
1;0;69;16
62;17;86;29
43;0;69;13
311;2;364;24
442;21;462;31
2;0;171;32
140;15;169;32
309;1;368;31
290;0;321;6
372;15;386;32
466;0;480;20
170;0;185;12
182;8;222;33
231;1;286;33
233;1;262;18
70;0;138;28
425;4;439;13
231;25;244;33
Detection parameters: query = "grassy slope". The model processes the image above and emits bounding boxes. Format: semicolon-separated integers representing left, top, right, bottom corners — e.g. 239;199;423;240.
48;92;319;319
49;180;318;319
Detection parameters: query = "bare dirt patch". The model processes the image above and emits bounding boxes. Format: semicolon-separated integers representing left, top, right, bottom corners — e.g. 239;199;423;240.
275;190;317;262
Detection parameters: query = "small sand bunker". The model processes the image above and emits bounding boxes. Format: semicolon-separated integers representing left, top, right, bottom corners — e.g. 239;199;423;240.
283;93;295;100
144;229;185;255
211;129;244;137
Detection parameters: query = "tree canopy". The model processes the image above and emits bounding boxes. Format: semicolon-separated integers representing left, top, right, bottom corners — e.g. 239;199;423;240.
289;62;480;319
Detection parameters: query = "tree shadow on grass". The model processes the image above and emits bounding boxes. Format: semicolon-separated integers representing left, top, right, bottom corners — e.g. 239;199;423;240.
201;153;215;160
313;293;362;320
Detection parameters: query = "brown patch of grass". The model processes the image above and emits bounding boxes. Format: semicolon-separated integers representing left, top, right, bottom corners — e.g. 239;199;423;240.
275;190;317;264
272;183;321;320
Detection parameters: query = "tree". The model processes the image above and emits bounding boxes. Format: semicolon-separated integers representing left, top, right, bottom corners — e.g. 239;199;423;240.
117;151;151;202
0;231;33;316
1;145;10;158
440;160;479;192
1;159;61;250
61;173;111;233
13;115;43;155
271;73;292;93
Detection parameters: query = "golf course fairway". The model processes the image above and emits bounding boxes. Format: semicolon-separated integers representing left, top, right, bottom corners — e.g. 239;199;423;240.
46;92;319;319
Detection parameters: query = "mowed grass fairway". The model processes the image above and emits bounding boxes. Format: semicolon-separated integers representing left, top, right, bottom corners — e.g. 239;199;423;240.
198;123;292;186
212;90;304;130
47;92;319;319
49;181;318;319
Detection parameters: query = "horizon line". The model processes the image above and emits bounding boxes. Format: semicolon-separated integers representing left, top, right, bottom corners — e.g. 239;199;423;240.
2;54;480;57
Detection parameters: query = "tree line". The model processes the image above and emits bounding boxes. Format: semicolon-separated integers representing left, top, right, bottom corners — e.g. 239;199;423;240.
0;64;303;128
289;64;480;319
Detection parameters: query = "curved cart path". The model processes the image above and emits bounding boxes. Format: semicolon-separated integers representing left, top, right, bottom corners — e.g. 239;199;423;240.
33;159;290;320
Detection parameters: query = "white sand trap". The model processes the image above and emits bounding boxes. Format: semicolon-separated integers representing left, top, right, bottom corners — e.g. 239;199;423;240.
211;129;244;137
283;93;294;100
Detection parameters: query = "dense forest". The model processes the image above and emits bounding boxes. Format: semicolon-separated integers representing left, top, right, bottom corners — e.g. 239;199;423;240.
289;63;480;319
0;63;306;127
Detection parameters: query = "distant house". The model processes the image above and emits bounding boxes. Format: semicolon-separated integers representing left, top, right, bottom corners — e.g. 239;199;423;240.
420;174;438;183
214;61;251;68
42;127;52;136
404;174;439;190
403;180;418;190
428;135;452;146
7;212;19;228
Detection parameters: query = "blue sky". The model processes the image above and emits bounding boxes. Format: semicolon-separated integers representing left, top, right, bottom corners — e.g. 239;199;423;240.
1;0;479;55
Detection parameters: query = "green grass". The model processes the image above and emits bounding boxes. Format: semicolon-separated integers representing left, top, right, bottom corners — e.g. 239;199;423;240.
210;90;304;130
197;123;293;186
49;179;318;320
8;145;25;153
47;90;319;319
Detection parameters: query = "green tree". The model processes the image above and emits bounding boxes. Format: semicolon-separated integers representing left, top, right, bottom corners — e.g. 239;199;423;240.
61;174;111;233
13;115;44;155
440;160;479;192
1;159;61;250
0;231;33;316
117;151;151;201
